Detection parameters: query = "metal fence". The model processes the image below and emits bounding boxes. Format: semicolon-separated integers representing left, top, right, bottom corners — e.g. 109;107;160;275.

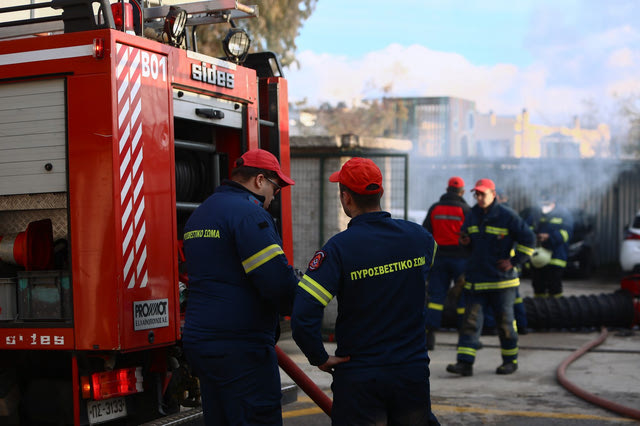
408;157;640;266
290;152;409;268
289;153;639;268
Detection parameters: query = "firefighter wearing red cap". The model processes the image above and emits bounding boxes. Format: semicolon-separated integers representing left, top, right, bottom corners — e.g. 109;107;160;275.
292;158;440;425
446;178;535;377
422;176;471;350
182;149;298;425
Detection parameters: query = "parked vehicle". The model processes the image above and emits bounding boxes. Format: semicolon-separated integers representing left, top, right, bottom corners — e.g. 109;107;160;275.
620;210;640;273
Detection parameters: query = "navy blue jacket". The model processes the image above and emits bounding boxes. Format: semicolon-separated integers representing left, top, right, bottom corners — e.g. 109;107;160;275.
291;211;437;369
536;206;574;267
462;201;536;291
182;181;298;349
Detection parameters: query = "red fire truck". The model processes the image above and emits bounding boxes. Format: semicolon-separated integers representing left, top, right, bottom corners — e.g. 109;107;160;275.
0;1;294;424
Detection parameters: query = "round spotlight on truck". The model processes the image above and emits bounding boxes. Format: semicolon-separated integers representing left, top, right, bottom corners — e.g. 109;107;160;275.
223;28;251;64
164;6;187;46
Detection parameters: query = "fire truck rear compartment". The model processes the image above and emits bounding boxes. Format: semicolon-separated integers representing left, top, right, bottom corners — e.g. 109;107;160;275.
172;88;245;233
0;75;245;424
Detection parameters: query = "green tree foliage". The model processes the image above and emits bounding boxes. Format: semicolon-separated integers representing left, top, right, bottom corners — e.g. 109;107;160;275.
195;0;317;67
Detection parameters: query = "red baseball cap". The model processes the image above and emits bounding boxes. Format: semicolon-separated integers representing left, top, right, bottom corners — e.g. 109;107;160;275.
236;149;295;186
329;157;383;195
448;176;464;188
473;178;496;192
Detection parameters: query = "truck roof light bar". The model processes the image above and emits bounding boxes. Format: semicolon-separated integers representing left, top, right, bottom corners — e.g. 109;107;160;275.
143;1;258;30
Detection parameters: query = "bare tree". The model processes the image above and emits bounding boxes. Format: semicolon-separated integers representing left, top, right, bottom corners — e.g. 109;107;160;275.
305;98;408;138
617;94;640;157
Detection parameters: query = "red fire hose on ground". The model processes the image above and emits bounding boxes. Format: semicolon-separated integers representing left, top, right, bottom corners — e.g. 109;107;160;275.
556;326;640;421
275;345;333;416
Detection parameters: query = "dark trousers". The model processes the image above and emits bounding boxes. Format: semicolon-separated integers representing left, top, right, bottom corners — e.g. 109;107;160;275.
184;343;282;426
425;256;467;330
456;288;518;364
532;265;564;297
484;287;527;330
331;364;439;426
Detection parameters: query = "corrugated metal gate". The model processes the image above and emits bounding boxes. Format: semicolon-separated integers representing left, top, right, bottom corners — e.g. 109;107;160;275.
290;152;409;269
408;157;640;265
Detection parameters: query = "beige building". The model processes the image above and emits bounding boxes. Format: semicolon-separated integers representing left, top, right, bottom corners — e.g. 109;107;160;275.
475;109;611;159
389;96;611;159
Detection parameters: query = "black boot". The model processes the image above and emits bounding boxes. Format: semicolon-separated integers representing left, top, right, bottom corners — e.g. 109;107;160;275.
426;330;435;351
496;361;518;375
446;361;473;376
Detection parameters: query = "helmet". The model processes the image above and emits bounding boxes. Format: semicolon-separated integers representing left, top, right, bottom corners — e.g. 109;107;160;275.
530;247;552;268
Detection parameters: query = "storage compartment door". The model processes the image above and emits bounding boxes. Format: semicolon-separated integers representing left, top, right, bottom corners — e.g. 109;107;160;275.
0;79;67;195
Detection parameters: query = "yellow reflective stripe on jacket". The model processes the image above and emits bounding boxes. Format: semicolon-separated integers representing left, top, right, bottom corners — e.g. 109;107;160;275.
467;225;479;234
456;307;465;315
515;297;523;304
560;229;569;242
550;217;563;224
298;274;333;306
549;258;567;267
457;346;476;357
501;347;518;356
516;244;535;255
464;278;520;291
242;244;284;273
486;226;508;236
431;241;438;267
428;302;444;311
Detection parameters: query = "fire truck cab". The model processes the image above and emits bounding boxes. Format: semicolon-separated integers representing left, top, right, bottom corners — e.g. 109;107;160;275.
0;1;293;424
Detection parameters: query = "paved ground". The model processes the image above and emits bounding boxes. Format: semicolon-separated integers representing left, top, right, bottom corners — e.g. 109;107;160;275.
280;275;640;425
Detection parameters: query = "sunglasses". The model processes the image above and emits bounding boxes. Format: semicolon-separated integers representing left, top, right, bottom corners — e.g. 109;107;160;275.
265;176;281;196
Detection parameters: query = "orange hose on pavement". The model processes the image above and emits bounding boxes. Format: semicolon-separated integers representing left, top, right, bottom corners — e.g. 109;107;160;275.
275;345;332;417
556;326;640;421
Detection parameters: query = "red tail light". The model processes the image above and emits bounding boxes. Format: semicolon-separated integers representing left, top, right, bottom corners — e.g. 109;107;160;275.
93;38;105;59
83;367;143;400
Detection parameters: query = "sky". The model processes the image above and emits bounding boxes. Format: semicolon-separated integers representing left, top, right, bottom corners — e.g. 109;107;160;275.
284;0;640;129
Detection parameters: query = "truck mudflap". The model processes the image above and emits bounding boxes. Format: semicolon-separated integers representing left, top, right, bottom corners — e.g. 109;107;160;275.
139;385;298;425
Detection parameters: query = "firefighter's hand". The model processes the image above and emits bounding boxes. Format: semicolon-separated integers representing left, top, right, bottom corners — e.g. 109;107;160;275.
537;233;549;243
458;233;471;246
497;259;513;271
318;355;350;373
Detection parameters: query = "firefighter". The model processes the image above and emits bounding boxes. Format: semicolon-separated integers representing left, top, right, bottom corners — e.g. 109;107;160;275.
446;179;535;377
531;192;574;298
484;187;529;335
422;176;470;350
291;158;440;425
181;149;299;426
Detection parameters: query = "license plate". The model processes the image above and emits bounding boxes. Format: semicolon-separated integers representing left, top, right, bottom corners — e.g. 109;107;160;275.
87;397;127;425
